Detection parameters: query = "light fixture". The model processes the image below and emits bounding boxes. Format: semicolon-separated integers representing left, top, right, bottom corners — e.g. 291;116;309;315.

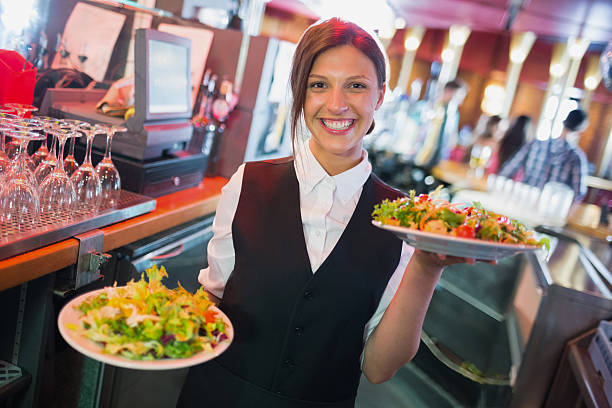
585;76;599;90
394;17;406;30
550;63;565;77
449;25;470;46
510;50;526;64
404;36;421;51
441;48;454;62
568;37;589;59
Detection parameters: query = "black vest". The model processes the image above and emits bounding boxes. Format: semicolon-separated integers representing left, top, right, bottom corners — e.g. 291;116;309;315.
179;158;404;408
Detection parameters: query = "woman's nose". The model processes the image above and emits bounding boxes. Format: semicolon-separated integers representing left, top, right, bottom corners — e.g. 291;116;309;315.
326;87;348;114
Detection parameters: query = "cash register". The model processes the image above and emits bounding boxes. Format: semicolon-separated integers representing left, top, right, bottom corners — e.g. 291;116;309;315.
42;28;210;197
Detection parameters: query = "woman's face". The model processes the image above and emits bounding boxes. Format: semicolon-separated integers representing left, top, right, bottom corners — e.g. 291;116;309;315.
304;44;384;173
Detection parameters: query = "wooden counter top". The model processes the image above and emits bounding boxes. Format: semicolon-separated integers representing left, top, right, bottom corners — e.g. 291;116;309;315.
0;177;227;292
431;160;488;191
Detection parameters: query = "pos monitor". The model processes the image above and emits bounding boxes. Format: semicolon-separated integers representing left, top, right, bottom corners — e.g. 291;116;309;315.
134;28;192;122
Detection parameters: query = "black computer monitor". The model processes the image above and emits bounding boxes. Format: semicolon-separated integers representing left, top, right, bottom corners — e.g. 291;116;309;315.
134;28;192;122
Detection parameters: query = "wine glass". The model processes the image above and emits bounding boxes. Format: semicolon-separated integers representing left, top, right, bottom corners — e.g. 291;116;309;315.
34;118;62;185
0;130;45;229
61;119;88;177
468;144;492;179
10;119;44;174
95;125;125;206
70;123;105;212
4;103;38;119
0;123;14;187
0;110;21;159
30;115;55;168
39;127;81;218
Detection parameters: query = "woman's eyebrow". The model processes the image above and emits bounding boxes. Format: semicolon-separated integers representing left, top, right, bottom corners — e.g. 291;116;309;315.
308;74;372;81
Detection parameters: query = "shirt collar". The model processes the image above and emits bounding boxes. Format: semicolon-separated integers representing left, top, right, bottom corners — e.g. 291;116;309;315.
294;138;372;205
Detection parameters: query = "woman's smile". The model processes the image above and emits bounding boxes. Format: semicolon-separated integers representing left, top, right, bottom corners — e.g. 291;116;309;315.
319;118;356;133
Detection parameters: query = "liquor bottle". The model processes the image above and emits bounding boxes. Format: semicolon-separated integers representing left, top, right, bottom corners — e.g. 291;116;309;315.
193;68;211;117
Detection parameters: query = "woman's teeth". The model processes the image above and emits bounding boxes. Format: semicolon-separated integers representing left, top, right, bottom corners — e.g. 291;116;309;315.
322;119;353;130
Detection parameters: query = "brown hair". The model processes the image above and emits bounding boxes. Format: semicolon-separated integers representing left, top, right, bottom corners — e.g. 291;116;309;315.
289;18;387;147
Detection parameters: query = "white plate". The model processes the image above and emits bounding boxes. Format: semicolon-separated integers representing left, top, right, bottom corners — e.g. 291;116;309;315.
58;287;233;370
372;221;540;261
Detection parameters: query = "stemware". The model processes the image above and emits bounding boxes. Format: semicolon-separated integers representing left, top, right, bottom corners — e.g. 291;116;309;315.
34;118;62;185
30;115;55;168
0;130;45;228
0;123;14;187
70;123;105;211
39;127;81;218
61;119;89;177
95;125;125;206
4;103;38;119
0;110;21;159
11;119;44;174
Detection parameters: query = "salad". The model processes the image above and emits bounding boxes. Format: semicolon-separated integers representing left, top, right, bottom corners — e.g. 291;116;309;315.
372;190;549;249
66;265;228;360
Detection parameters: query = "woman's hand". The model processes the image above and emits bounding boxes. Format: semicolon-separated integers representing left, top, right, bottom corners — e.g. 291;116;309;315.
410;249;497;273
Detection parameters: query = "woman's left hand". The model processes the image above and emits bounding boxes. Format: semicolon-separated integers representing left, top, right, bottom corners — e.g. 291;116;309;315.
410;249;497;272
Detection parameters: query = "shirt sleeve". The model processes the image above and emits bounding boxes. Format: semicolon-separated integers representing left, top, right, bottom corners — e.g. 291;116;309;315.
572;152;589;201
362;242;415;342
498;142;530;178
198;163;245;298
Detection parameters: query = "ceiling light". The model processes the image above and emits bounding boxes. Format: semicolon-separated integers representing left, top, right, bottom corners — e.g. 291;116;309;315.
584;76;599;90
404;36;421;51
449;25;470;46
441;48;455;62
549;63;565;77
510;50;526;64
394;17;406;29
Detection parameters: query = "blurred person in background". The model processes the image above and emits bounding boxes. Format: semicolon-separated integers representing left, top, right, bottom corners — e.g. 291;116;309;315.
412;80;467;170
498;109;589;200
496;115;531;172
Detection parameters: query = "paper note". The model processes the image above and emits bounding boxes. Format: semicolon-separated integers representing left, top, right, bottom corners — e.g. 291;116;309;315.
51;3;126;82
157;24;214;107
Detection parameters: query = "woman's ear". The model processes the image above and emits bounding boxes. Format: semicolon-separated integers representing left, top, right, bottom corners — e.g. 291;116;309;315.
375;83;386;110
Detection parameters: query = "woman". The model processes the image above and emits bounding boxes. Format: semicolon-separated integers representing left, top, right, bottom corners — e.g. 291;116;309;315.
178;18;477;408
497;115;531;171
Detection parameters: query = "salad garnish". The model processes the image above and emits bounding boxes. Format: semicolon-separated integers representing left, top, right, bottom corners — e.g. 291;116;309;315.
372;189;549;249
66;265;228;360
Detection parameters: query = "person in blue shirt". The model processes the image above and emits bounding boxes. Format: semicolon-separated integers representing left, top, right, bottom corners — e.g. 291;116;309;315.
498;109;590;201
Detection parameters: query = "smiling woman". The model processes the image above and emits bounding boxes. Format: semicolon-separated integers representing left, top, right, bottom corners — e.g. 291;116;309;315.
178;17;478;408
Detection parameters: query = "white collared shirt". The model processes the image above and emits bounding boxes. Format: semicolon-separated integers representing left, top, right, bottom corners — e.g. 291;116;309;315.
199;139;413;341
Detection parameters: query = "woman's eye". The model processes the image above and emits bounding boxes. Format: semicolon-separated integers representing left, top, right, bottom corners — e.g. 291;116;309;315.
309;82;325;89
349;83;366;89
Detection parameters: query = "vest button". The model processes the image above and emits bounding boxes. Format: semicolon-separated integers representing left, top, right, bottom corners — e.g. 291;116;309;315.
303;290;313;300
294;326;303;335
284;359;296;368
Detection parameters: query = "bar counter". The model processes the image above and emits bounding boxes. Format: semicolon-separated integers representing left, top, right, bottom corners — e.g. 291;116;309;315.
0;177;228;292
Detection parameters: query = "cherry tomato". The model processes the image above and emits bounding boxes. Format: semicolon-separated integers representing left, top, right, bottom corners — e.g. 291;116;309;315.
455;224;476;238
418;194;429;203
204;309;217;323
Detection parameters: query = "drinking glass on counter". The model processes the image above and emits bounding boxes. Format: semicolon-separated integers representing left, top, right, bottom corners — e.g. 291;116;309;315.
3;103;38;119
39;127;81;217
0;130;45;228
34;119;60;186
468;144;492;179
10;119;43;173
61;119;89;177
95;124;125;205
70;122;104;211
0;123;12;182
30;115;55;168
